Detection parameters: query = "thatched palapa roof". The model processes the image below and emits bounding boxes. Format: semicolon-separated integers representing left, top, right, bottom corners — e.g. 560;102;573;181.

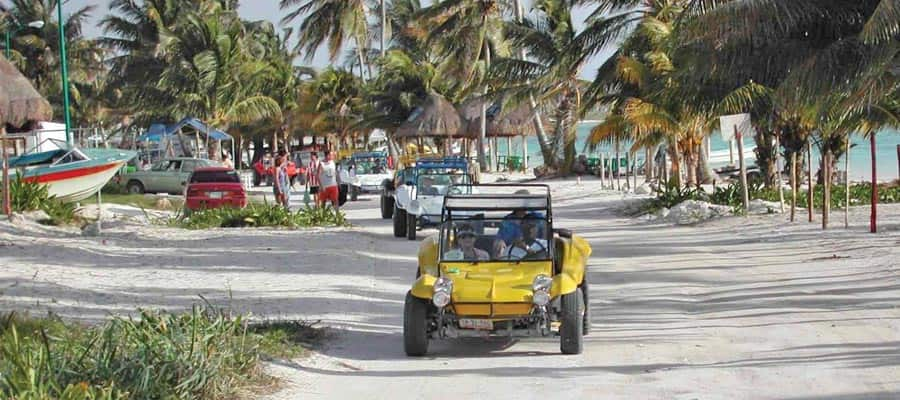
395;93;466;139
459;98;547;138
0;55;52;129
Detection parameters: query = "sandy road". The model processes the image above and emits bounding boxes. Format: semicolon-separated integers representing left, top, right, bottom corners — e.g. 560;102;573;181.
1;179;899;399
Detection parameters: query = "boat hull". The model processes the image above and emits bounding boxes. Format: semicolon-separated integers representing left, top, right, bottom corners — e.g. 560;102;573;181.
22;160;127;203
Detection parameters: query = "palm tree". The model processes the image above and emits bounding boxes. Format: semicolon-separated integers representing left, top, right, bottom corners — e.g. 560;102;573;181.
101;0;189;126
419;0;509;170
280;0;373;81
492;0;634;171
4;0;105;122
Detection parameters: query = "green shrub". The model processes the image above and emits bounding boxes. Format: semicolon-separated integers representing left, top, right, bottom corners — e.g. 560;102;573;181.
176;204;349;229
644;183;706;211
39;199;79;226
0;308;321;400
9;176;50;212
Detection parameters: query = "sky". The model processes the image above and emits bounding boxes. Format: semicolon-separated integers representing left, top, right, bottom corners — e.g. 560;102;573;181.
64;0;617;80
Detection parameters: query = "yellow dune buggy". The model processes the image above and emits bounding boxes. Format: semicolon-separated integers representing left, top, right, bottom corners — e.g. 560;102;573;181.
403;184;592;356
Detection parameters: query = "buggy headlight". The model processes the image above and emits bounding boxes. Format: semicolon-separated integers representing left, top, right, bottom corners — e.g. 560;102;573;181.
533;275;553;292
432;277;453;308
532;290;551;306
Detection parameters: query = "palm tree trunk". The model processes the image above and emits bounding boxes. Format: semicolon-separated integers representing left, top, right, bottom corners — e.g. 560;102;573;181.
807;141;814;222
645;147;653;182
670;143;681;189
512;0;552;165
478;41;490;171
822;150;831;230
791;152;797;222
380;0;387;57
870;133;878;233
844;136;850;229
356;40;370;82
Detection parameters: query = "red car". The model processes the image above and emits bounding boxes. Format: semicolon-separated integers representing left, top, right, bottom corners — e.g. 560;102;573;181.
184;167;248;212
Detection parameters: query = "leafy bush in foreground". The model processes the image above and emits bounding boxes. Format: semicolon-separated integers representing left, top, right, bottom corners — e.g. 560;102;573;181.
0;307;321;400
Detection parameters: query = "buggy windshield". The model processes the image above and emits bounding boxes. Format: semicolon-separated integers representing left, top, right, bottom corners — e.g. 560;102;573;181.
441;215;550;262
353;159;388;174
416;173;471;196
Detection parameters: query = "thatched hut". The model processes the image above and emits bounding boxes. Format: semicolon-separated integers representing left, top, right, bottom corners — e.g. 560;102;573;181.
395;93;467;160
1;55;54;215
0;55;52;130
459;98;545;171
395;93;465;139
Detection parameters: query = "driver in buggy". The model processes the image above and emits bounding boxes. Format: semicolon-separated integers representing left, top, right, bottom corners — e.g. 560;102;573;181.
502;221;549;260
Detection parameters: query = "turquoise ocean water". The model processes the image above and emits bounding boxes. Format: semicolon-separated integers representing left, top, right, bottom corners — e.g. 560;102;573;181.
493;123;900;181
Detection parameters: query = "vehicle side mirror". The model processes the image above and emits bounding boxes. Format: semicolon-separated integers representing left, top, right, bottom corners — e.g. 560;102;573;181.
554;228;572;239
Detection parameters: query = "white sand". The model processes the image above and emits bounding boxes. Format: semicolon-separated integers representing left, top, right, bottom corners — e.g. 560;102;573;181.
1;175;898;399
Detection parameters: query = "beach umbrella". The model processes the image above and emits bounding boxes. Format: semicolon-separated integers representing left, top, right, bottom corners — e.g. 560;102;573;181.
0;55;53;216
395;93;466;139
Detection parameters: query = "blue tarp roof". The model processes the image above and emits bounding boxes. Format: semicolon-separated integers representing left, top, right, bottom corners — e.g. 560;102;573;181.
137;117;232;142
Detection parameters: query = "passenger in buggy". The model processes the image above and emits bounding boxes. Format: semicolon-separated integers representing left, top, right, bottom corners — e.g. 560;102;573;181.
443;228;490;261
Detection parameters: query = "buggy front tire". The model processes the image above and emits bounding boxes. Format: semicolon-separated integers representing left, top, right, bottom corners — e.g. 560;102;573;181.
403;291;430;356
560;288;585;355
380;194;394;219
406;213;417;240
351;186;359;201
393;204;407;237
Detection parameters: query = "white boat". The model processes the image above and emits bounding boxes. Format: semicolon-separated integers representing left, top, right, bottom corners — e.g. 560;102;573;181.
7;139;137;202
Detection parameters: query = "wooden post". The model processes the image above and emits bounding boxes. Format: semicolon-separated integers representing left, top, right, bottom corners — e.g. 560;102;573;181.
96;189;102;235
522;134;528;173
615;137;621;191
871;134;878;233
823;150;831;230
632;155;638;190
845;136;850;229
599;152;605;189
808;141;814;222
729;139;735;165
790;152;797;222
736;126;750;216
775;136;785;213
2;127;10;217
506;137;512;172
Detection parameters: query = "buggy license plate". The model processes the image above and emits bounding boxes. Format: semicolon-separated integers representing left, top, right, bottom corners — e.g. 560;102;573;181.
208;191;223;199
459;319;493;330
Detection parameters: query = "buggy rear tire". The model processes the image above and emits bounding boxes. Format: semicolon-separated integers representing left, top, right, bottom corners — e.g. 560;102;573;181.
582;280;591;335
351;186;359;201
381;194;394;219
393;204;407;237
406;213;417;240
560;288;585;355
403;291;430;356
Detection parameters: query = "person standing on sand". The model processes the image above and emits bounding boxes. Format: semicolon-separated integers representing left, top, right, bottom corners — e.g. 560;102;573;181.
317;151;340;210
273;157;289;209
307;152;321;202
